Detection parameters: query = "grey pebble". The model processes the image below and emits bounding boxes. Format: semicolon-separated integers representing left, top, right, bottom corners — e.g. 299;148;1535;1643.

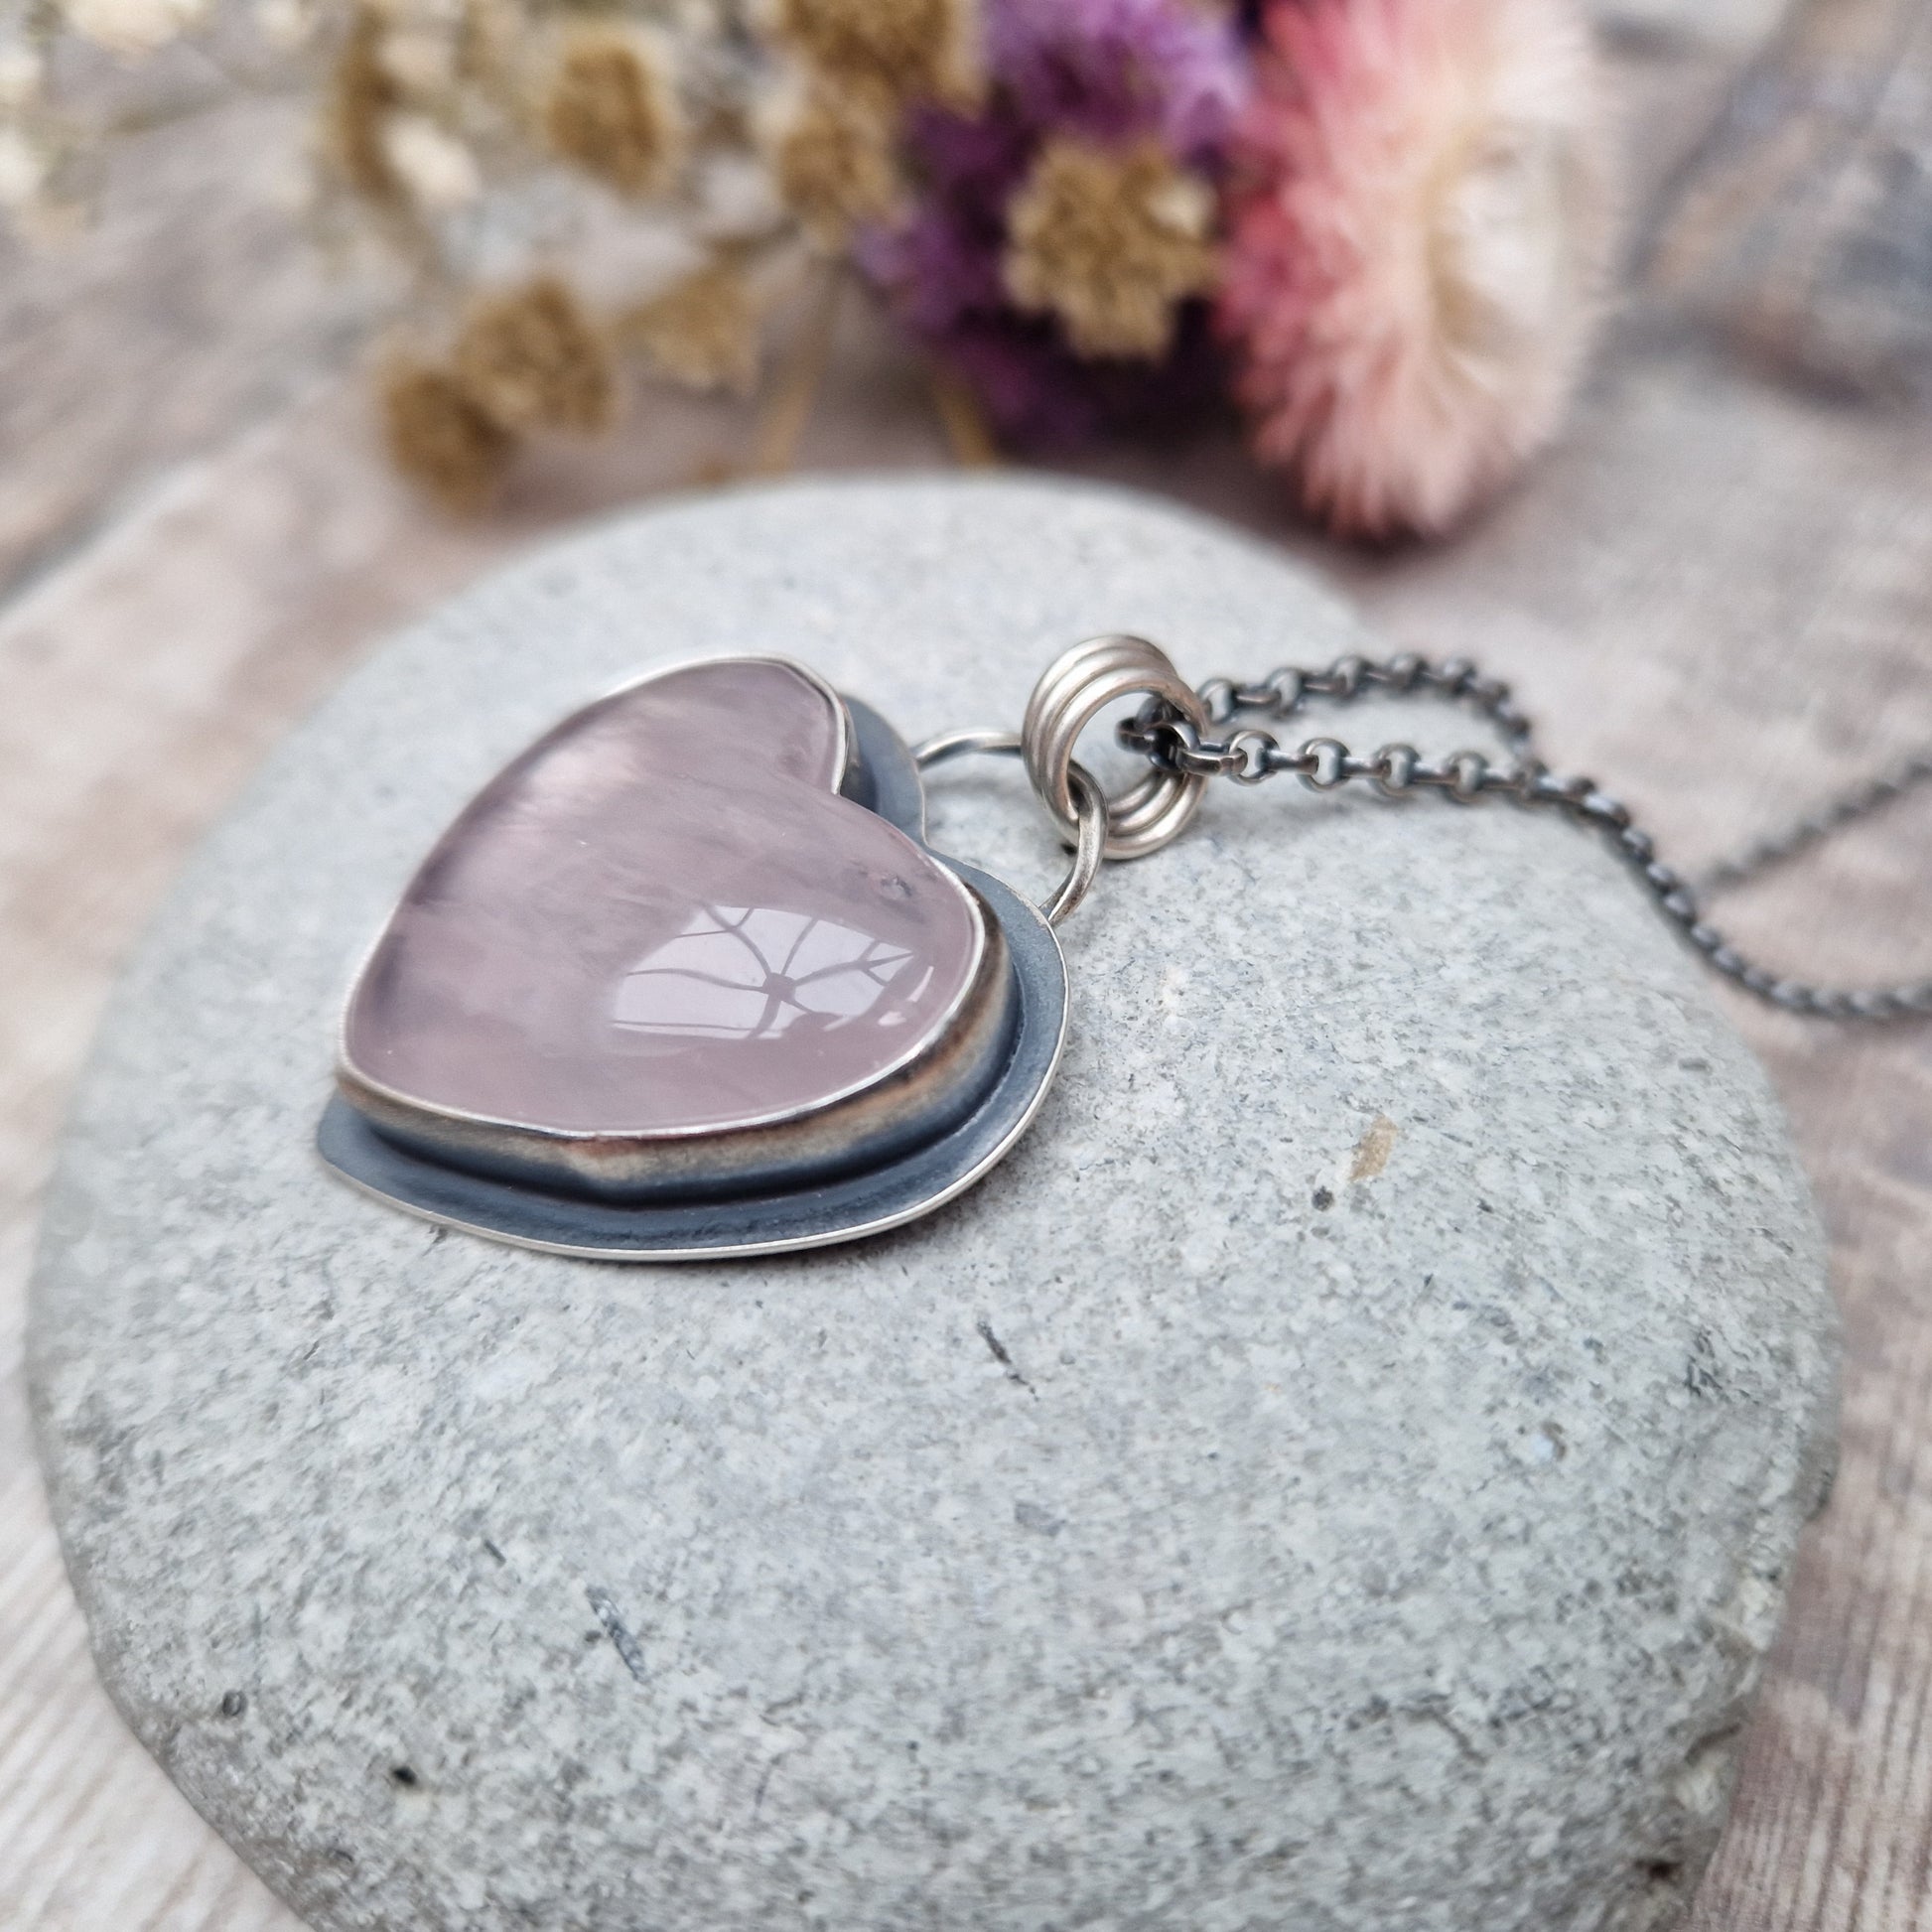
30;477;1836;1932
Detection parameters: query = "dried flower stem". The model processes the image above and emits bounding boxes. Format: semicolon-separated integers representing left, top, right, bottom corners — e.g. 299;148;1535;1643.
750;254;844;475
95;63;310;138
927;358;1001;466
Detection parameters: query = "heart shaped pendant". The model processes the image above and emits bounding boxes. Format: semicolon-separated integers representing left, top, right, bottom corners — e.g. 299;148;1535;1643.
319;657;1068;1259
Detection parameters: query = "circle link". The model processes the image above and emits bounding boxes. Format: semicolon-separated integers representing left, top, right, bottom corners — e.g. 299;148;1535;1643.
912;729;1106;926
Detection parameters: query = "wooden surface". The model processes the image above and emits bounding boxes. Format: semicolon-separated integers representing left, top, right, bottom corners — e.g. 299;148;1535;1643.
5;18;1932;1932
1650;0;1932;401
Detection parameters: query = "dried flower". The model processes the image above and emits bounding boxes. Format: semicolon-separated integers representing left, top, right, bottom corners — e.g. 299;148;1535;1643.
1004;136;1214;358
1218;0;1612;538
543;26;683;200
765;0;978;108
621;260;761;394
383;360;519;508
381;109;481;211
61;0;210;56
989;0;1243;159
768;79;899;246
329;4;404;199
858;0;1244;442
453;275;618;433
454;0;523;102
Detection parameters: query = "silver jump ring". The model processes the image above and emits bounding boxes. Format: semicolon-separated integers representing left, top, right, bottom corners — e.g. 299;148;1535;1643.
912;729;1106;926
1021;634;1209;861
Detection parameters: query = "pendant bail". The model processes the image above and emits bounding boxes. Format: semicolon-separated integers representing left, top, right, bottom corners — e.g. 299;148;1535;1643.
913;729;1108;925
1021;634;1209;860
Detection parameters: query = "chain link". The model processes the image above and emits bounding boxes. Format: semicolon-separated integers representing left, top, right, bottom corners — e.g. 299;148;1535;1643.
1117;654;1932;1023
1696;751;1932;896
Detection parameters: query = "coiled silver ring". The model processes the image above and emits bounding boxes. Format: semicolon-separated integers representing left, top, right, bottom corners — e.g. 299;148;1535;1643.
1021;633;1208;860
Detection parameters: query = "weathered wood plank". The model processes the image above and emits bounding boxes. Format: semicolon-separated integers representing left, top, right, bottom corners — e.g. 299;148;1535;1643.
0;97;375;602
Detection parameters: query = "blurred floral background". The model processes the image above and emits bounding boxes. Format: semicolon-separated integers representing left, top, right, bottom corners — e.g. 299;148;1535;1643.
1;0;1627;534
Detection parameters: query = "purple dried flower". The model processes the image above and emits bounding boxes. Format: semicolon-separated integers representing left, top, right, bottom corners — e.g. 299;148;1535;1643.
989;0;1246;163
857;0;1247;448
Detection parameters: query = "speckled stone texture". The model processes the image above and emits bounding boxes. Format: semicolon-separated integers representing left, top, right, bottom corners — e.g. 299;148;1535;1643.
29;477;1836;1932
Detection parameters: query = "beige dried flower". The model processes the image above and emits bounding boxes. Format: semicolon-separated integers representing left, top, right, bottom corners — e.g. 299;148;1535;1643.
621;260;761;394
765;0;978;109
767;80;898;247
382;361;518;508
1004;137;1218;360
453;275;617;433
455;0;523;102
543;26;682;199
329;5;405;200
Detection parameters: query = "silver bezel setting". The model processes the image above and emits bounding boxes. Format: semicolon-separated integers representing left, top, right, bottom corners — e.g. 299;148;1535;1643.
317;681;1067;1259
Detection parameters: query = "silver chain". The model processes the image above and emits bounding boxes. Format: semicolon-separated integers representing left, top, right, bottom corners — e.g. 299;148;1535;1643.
1115;651;1932;1023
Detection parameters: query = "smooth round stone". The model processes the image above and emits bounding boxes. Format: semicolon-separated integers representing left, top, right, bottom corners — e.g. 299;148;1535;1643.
30;477;1836;1932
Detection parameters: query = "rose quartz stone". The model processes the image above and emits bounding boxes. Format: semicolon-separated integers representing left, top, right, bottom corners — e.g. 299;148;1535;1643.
343;658;984;1135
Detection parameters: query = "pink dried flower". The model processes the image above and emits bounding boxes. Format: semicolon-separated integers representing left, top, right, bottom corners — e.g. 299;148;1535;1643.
1219;0;1614;539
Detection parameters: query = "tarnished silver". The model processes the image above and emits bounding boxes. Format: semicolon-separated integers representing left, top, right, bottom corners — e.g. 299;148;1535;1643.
1022;634;1210;860
1100;644;1929;1024
1696;751;1932;895
914;728;1108;926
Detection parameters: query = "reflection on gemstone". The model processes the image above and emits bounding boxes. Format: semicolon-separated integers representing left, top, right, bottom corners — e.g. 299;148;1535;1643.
341;658;987;1136
613;904;929;1040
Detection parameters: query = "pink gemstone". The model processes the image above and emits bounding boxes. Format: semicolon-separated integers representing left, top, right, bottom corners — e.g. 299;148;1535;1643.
343;658;985;1140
